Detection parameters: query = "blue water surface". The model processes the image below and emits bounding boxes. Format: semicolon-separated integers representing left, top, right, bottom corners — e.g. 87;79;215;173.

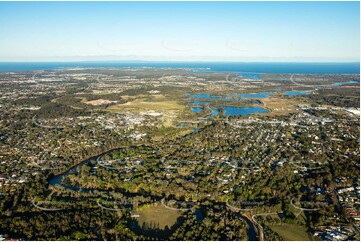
191;107;204;113
206;106;220;118
186;93;239;101
187;92;272;100
284;90;312;96
331;80;359;86
236;92;272;99
238;72;261;79
221;106;269;117
0;61;359;74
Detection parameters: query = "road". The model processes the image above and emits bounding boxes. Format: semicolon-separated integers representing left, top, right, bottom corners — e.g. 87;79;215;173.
160;198;192;211
251;212;281;241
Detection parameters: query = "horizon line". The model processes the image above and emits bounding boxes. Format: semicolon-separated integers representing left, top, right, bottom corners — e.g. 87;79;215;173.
0;60;360;64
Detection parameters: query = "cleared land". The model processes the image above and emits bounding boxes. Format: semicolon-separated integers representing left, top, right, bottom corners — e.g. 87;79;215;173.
106;97;186;127
107;99;184;111
136;204;182;229
85;99;117;106
261;97;302;116
269;224;311;241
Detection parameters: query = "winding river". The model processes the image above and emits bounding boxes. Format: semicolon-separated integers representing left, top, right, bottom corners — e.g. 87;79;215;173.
48;133;259;241
48;150;260;241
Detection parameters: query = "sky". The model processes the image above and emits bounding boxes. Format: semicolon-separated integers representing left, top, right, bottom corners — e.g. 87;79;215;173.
0;1;359;62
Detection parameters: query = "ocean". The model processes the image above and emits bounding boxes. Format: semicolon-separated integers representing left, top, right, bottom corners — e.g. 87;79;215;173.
0;61;359;74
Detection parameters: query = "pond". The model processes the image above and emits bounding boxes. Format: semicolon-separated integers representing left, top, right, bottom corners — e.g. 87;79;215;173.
194;209;204;222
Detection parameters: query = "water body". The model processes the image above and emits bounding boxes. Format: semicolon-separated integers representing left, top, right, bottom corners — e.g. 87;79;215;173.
283;90;312;96
232;92;272;99
194;209;204;222
186;93;239;101
221;106;268;117
205;105;219;118
187;92;272;101
49;161;90;188
191;107;203;113
177;122;198;134
238;72;261;79
186;93;269;118
49;147;127;190
331;80;359;86
232;213;258;241
0;61;359;74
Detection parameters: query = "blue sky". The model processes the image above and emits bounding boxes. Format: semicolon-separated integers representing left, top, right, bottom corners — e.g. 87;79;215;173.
0;1;359;62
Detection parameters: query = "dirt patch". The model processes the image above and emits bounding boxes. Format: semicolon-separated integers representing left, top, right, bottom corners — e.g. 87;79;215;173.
84;99;118;106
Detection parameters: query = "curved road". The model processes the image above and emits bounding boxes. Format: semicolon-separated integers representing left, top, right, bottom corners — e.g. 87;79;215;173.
31;198;66;211
252;212;281;241
160;198;193;212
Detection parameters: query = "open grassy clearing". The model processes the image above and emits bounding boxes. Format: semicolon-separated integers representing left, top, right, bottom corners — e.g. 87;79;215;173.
106;96;187;127
107;99;184;111
269;224;311;241
136;203;182;229
261;97;306;116
85;99;117;106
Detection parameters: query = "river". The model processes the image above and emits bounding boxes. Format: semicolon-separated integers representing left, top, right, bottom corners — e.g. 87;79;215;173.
48;141;260;241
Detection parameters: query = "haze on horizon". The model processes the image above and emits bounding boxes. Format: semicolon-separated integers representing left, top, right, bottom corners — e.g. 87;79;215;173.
0;1;359;62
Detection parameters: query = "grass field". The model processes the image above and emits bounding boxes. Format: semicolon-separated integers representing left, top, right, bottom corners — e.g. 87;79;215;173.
108;98;184;111
261;97;302;116
106;96;187;127
136;204;182;229
85;99;116;106
269;224;311;241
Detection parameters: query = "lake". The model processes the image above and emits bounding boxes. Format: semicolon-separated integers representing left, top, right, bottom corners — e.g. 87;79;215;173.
186;93;239;101
231;92;272;99
283;90;312;96
331;80;359;86
191;107;204;113
187;92;270;118
187;92;272;101
220;106;268;117
238;72;261;79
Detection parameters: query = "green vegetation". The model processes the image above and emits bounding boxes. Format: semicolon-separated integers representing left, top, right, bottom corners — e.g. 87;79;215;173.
0;69;359;240
269;224;311;241
137;203;182;229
